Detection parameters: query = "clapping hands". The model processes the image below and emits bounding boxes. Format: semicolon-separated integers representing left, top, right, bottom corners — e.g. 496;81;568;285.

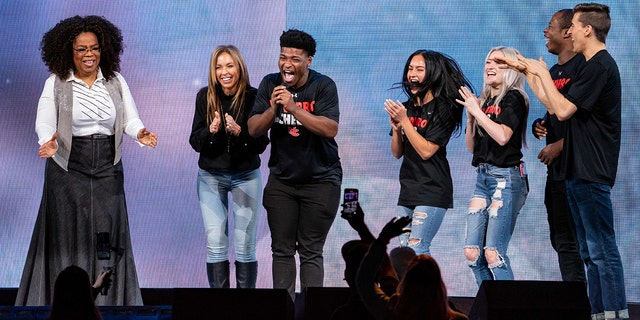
224;113;241;136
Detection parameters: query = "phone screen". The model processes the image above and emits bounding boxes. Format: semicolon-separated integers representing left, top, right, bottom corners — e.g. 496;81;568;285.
343;188;358;214
96;232;111;260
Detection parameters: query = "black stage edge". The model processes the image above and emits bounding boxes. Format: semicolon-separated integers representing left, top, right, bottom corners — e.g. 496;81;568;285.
468;280;590;320
1;287;639;319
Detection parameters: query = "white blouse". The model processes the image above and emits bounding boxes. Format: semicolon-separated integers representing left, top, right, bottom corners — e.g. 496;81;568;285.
35;69;145;145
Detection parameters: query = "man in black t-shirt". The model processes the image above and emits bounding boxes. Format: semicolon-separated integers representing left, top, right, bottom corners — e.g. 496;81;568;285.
248;29;342;300
502;4;627;319
531;9;586;284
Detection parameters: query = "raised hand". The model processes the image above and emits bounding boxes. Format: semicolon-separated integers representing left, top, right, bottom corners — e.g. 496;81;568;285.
378;216;412;243
456;86;483;119
384;99;408;125
341;202;366;228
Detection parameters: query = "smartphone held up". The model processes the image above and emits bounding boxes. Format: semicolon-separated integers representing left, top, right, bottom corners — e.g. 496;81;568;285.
343;188;358;215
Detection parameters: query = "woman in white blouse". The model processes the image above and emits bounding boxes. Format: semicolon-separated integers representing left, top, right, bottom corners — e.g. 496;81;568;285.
16;15;156;306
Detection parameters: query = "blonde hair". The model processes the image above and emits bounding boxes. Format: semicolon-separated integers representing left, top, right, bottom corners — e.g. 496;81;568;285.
478;46;529;147
206;45;251;125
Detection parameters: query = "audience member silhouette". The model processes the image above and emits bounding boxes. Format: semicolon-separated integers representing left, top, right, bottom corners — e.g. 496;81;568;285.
332;203;398;320
389;246;417;281
357;217;468;320
48;265;111;320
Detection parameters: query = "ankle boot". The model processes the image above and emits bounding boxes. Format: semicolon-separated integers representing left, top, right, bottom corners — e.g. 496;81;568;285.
235;261;258;288
206;261;230;288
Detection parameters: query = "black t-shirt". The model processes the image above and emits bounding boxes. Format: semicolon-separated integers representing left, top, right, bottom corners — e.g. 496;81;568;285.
396;98;455;209
472;90;527;167
542;54;586;180
250;69;342;184
189;86;269;171
563;50;621;186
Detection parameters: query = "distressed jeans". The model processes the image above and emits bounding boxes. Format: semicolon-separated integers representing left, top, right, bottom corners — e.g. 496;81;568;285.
565;178;628;319
197;168;262;263
397;205;446;256
464;163;528;287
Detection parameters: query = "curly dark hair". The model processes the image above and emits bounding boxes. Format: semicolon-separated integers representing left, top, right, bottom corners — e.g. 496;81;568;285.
279;29;316;57
41;15;123;80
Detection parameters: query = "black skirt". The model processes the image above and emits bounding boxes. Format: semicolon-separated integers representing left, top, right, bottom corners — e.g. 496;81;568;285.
16;135;143;306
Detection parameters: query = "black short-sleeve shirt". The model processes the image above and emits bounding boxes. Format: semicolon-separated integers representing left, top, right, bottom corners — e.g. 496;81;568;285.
396;98;456;209
472;90;527;167
542;54;585;180
250;69;342;184
563;50;621;186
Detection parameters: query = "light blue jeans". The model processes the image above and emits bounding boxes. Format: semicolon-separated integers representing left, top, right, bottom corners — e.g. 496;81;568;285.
565;178;628;319
197;168;262;263
464;163;528;287
397;205;446;256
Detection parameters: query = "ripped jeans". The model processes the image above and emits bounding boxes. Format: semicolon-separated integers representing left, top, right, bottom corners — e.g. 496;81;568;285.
397;205;446;256
464;163;528;287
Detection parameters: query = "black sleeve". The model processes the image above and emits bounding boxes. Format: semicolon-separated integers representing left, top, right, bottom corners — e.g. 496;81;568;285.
312;75;340;122
424;101;456;147
565;60;607;114
494;90;526;131
189;87;225;153
229;87;270;155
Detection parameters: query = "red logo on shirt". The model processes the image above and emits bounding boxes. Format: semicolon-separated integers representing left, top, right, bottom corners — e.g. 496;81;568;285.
483;105;502;116
288;127;300;137
408;117;428;128
553;78;571;90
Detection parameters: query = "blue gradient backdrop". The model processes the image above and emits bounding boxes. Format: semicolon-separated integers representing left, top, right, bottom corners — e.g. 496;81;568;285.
1;0;638;301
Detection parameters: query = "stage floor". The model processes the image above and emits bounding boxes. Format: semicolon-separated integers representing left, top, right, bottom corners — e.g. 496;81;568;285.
1;288;638;319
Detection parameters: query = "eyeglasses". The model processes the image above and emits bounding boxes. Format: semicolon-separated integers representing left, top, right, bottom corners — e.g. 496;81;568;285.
73;47;101;55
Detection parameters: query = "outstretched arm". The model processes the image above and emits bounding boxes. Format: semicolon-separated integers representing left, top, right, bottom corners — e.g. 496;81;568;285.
356;217;412;317
496;55;577;120
341;202;375;242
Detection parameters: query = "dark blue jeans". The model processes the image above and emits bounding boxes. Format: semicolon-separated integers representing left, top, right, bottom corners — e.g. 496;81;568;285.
544;178;586;283
263;174;341;299
565;178;627;318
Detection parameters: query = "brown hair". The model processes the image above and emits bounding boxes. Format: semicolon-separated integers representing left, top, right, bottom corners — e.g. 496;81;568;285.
573;3;611;43
393;254;458;319
206;45;251;126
